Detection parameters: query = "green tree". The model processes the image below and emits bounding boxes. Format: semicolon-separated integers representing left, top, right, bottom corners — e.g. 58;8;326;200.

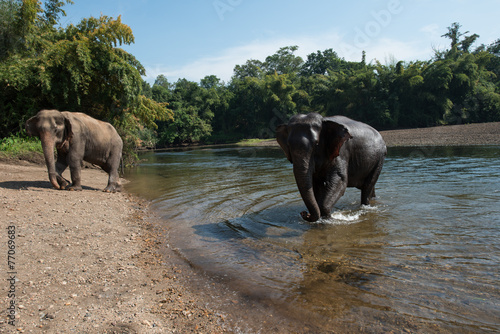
0;0;21;60
0;0;171;158
300;49;346;76
441;22;480;57
435;23;500;124
233;59;265;80
142;23;500;147
200;75;233;141
151;75;172;103
263;46;304;77
43;0;74;27
156;78;214;145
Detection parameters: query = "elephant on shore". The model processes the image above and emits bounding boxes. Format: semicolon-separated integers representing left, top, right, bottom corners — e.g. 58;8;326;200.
26;109;123;192
276;113;386;222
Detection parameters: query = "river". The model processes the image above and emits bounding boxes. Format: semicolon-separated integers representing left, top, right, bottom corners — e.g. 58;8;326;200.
125;145;500;333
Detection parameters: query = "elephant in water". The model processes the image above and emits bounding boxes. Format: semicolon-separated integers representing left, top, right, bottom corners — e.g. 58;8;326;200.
276;113;386;222
26;109;123;192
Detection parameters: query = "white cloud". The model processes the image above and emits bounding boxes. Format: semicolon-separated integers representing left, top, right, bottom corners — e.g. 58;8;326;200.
420;23;441;37
143;30;435;83
363;38;430;64
144;31;345;83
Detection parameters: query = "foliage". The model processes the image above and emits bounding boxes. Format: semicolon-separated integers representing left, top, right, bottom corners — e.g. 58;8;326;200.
142;23;500;146
301;48;347;76
0;133;42;156
2;7;499;153
0;0;171;160
143;77;217;145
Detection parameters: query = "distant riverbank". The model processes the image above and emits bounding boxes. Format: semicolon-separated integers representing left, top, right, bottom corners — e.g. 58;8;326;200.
379;122;500;147
246;122;500;147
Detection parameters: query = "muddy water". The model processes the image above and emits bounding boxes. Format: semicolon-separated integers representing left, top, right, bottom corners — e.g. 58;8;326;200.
125;146;500;333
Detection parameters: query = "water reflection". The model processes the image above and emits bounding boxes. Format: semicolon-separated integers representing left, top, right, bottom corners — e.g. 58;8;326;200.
125;146;500;333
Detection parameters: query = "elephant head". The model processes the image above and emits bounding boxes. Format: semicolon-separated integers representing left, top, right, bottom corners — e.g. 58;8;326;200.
276;113;352;222
26;109;73;189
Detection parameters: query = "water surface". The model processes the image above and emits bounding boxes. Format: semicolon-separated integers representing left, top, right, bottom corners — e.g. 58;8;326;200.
125;146;500;333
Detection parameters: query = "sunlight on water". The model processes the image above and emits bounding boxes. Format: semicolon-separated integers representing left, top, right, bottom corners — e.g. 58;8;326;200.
125;146;500;333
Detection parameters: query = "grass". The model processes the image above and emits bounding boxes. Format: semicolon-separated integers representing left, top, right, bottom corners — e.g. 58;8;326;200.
235;138;276;146
0;134;43;160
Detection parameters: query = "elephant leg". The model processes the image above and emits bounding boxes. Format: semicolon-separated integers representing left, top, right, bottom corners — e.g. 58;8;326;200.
66;154;83;191
361;159;384;205
67;164;82;191
55;153;70;189
102;154;122;193
103;168;121;192
315;174;347;217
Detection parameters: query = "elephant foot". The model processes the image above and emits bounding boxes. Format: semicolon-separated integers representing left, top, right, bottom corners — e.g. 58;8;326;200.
57;177;70;190
67;185;82;191
103;183;121;193
301;211;319;222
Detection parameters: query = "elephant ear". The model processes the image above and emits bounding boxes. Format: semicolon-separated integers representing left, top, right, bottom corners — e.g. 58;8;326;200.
26;115;40;137
276;124;292;163
63;115;73;142
55;114;74;149
322;120;352;161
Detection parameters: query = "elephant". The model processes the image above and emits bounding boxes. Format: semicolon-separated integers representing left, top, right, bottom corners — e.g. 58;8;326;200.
276;113;386;222
26;109;123;192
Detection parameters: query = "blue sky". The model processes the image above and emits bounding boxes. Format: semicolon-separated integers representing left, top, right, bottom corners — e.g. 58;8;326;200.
58;0;500;84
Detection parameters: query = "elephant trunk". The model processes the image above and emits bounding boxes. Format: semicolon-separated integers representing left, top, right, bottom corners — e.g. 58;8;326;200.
39;131;60;189
293;159;321;222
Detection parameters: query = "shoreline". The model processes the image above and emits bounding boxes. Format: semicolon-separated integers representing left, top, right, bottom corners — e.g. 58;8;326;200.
246;121;500;147
0;162;232;333
1;121;499;332
0;161;306;333
379;121;500;147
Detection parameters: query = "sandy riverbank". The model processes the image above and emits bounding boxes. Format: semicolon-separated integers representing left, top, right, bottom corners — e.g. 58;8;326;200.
0;162;238;333
251;122;500;147
380;122;500;147
0;122;498;333
0;162;311;334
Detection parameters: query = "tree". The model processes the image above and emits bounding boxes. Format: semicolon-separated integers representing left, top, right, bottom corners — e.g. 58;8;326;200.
145;22;499;146
200;74;222;89
43;0;74;27
233;59;264;80
300;49;346;76
155;78;214;145
440;22;480;59
0;0;171;159
154;74;171;89
263;46;304;76
0;0;21;60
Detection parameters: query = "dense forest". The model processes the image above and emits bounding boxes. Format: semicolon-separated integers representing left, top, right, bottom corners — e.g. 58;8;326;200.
145;31;500;146
1;0;499;152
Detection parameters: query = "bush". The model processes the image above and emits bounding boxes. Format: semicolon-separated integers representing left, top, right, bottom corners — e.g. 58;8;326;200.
0;134;43;156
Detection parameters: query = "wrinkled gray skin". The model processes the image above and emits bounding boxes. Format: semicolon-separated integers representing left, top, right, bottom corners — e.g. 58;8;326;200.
26;109;123;192
277;113;386;222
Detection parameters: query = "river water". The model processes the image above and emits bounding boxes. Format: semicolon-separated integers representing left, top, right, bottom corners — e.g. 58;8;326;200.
125;145;500;333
